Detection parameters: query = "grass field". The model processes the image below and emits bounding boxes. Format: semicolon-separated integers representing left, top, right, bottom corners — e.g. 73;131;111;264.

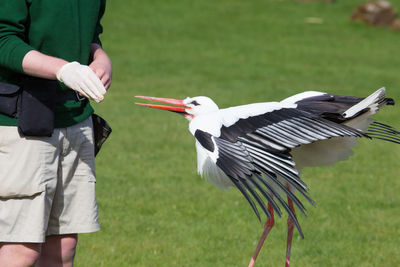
76;1;400;266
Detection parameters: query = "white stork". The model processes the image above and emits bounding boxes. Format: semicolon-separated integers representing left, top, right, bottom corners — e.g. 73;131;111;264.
136;88;399;267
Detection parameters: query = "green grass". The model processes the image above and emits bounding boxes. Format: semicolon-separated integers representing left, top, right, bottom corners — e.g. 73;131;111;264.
76;1;400;266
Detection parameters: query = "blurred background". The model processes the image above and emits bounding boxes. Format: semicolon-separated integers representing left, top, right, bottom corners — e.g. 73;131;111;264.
76;0;400;266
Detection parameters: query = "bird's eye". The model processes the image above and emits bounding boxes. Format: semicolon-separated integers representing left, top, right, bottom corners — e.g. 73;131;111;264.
190;101;200;106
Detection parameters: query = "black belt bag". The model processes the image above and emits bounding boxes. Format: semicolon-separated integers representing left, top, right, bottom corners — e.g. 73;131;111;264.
0;78;65;137
18;77;58;137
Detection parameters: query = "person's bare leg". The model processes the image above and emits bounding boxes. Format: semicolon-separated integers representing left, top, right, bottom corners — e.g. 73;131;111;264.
36;234;78;267
0;243;41;267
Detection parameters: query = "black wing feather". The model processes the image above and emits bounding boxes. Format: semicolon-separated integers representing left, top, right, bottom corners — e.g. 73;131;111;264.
194;130;215;152
366;122;400;144
229;177;261;221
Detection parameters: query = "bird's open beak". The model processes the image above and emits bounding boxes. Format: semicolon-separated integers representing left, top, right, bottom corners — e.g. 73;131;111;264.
135;96;190;117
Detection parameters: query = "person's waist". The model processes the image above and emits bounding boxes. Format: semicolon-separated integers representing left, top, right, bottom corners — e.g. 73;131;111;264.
56;90;86;103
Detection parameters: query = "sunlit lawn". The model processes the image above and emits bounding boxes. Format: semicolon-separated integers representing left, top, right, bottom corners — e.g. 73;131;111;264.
76;0;400;266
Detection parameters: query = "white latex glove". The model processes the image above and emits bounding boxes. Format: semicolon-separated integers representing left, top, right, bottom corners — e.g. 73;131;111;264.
56;61;106;102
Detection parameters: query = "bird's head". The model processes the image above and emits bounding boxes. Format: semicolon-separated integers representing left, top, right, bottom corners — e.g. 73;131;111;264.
135;96;219;120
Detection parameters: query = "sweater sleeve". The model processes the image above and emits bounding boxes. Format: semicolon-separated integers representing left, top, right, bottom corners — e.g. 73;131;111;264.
0;1;35;73
92;0;106;46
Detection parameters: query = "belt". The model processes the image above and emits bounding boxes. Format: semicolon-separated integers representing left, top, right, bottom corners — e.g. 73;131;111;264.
56;90;86;103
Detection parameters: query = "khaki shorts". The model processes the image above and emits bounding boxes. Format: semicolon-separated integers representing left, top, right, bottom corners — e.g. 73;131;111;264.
0;117;100;243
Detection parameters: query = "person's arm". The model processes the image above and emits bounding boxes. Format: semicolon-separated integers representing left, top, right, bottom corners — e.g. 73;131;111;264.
89;43;112;90
89;0;112;90
21;50;68;80
21;51;106;102
0;1;35;74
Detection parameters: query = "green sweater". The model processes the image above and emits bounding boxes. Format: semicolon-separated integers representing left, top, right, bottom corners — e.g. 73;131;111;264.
0;0;106;127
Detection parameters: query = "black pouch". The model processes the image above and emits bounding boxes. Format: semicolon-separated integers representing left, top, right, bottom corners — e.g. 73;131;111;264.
92;114;112;156
0;82;21;117
18;77;58;137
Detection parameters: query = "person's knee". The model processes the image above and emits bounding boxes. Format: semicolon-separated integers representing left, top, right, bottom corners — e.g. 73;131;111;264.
0;243;42;266
38;234;78;265
59;234;78;261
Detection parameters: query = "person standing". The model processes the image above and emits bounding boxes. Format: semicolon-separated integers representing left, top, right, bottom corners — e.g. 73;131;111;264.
0;1;112;266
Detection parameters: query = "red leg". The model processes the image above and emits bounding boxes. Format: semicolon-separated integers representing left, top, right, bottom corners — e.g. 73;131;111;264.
248;202;275;267
285;196;296;267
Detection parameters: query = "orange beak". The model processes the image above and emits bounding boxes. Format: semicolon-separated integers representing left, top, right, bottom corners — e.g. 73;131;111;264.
135;96;190;116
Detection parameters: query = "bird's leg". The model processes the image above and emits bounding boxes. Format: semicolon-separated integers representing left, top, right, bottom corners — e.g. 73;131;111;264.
285;192;297;267
248;202;275;267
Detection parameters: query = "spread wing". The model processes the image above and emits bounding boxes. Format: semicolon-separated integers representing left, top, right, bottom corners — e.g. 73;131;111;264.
195;107;365;237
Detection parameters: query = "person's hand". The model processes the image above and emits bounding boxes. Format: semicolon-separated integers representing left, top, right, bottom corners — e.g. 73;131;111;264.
89;44;112;89
56;62;106;102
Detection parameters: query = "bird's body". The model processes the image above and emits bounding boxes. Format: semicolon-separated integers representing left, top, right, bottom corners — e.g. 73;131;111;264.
136;88;399;267
190;91;359;189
